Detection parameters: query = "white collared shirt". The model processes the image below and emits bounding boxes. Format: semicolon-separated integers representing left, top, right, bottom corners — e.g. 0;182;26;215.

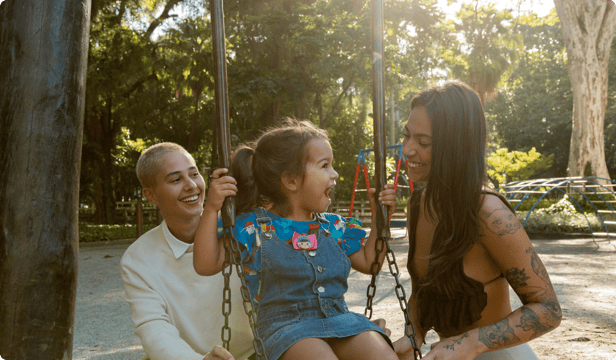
120;220;254;360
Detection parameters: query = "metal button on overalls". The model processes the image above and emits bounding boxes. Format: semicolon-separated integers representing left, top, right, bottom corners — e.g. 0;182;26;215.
308;251;316;257
317;265;324;273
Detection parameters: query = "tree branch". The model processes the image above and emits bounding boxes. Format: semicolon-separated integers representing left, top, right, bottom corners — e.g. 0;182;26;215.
320;72;356;129
144;0;183;40
596;1;616;64
554;0;580;51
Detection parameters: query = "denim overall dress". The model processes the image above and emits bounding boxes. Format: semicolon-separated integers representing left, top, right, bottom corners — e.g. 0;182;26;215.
251;208;393;360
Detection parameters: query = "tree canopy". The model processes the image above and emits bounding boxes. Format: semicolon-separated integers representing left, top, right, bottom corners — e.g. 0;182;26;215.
81;0;616;224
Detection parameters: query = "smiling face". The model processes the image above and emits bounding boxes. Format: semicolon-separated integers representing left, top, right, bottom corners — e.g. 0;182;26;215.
402;106;432;183
144;150;205;224
297;237;312;249
287;138;338;220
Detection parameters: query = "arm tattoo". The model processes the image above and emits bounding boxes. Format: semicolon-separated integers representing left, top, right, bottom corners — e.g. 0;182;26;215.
444;332;469;351
505;266;546;303
480;205;521;236
527;247;551;286
516;306;550;338
542;299;562;328
516;301;562;339
478;318;520;349
504;268;530;288
517;288;547;304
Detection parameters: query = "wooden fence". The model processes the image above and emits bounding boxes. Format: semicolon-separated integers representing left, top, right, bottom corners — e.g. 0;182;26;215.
79;198;408;229
79;201;160;224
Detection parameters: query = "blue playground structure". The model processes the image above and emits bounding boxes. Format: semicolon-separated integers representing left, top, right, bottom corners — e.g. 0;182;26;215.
500;177;616;242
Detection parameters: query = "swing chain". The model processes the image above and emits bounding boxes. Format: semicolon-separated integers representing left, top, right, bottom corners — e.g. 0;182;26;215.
222;229;268;360
365;235;422;359
221;231;233;350
364;234;385;319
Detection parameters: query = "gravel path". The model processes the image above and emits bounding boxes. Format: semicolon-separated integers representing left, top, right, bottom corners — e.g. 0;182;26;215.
73;240;143;360
73;230;616;360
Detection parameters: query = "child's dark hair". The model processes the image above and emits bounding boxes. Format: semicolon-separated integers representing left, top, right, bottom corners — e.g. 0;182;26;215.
231;118;330;216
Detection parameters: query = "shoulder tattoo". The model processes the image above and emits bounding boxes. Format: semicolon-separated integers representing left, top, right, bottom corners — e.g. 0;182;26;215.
478;318;520;349
480;205;520;236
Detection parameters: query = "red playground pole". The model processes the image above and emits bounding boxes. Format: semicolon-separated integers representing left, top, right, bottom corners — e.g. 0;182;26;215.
349;162;361;218
362;163;374;213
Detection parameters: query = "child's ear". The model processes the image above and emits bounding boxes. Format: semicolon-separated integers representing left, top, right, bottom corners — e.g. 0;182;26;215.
143;187;158;206
281;171;300;192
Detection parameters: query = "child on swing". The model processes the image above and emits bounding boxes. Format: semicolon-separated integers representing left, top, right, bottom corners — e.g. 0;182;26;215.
194;119;399;360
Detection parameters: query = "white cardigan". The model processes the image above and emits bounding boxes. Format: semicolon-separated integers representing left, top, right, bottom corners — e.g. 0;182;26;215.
120;221;254;360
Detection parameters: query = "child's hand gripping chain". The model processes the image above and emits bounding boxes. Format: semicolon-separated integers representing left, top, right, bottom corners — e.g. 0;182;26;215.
193;168;237;276
347;184;398;274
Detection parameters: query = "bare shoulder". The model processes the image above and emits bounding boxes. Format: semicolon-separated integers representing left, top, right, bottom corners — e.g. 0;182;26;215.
478;193;522;238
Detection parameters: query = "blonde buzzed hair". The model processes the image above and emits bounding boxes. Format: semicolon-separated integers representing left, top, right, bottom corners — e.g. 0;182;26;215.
136;142;192;188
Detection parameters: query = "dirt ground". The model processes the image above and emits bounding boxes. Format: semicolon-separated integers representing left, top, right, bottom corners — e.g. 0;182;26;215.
73;231;616;359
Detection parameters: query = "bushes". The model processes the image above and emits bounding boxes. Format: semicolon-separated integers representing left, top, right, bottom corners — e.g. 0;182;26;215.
79;224;156;243
516;197;603;234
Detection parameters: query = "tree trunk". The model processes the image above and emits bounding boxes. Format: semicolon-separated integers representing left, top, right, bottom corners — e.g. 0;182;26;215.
555;0;616;179
0;0;90;358
84;103;118;224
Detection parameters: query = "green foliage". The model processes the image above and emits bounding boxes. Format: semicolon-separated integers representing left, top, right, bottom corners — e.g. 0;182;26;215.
79;223;156;242
517;196;602;233
447;3;521;103
82;0;451;214
113;128;153;201
487;147;553;185
83;0;615;225
485;10;572;177
536;196;578;215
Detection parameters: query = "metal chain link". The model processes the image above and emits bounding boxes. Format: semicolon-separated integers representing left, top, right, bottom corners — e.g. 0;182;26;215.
365;235;422;359
221;231;233;350
364;234;385;319
219;228;267;360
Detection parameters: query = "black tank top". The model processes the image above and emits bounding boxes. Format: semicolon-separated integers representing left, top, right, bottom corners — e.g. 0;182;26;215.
407;187;511;333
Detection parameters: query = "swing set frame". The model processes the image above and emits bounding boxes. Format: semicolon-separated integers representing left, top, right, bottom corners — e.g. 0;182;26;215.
348;144;414;220
209;0;422;358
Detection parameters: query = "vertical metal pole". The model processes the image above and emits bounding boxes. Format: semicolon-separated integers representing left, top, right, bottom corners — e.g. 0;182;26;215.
0;0;91;358
211;0;235;227
370;0;390;239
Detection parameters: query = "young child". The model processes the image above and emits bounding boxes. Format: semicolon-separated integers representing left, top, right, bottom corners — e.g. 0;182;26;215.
194;119;399;360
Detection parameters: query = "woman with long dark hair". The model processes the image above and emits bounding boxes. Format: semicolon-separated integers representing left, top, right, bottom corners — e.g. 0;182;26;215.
394;81;561;359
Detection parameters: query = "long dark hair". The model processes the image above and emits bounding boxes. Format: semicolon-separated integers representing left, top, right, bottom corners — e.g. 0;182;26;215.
412;81;487;297
231;118;330;216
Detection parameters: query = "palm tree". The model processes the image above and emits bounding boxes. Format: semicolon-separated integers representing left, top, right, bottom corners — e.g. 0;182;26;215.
451;1;521;104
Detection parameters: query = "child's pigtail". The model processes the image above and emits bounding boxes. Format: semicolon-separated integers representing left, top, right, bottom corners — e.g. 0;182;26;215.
231;145;258;215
